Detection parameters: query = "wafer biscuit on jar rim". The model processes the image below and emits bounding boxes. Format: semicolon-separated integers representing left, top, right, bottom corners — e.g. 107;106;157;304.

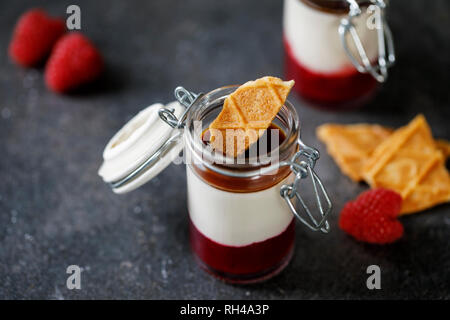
209;76;295;157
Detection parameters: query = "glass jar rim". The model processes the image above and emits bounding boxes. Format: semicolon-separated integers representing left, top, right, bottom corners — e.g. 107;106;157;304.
301;0;372;14
184;85;300;177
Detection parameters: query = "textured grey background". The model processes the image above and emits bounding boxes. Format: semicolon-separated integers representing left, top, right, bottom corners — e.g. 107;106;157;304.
0;0;449;299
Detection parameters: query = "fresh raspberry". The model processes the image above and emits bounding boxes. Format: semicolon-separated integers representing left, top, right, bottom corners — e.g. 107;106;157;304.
339;188;404;244
45;32;104;93
9;9;65;67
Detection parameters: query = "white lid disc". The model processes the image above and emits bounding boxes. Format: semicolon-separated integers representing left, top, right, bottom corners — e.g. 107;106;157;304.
98;101;184;194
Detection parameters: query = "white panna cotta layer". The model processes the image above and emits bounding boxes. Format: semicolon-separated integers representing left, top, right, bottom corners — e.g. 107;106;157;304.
186;165;294;247
283;0;378;73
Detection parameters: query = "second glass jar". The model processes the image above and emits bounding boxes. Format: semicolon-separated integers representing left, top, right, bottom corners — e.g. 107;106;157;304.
283;0;381;108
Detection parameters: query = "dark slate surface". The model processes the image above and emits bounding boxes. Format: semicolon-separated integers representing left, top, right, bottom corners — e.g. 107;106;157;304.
0;0;449;299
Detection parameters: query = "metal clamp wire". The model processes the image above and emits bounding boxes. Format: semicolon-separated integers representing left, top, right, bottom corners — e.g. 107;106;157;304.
339;0;395;82
280;140;332;233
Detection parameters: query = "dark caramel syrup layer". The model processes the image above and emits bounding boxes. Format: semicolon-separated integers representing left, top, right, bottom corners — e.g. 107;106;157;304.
191;124;292;193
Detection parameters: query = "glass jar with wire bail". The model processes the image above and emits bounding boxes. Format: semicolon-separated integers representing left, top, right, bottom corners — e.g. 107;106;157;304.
283;0;395;109
98;85;332;284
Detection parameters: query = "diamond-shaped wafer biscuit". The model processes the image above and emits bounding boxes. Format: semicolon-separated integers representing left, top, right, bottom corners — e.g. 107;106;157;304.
436;139;450;158
316;124;393;181
209;76;295;157
362;115;450;215
317;122;449;182
401;153;450;214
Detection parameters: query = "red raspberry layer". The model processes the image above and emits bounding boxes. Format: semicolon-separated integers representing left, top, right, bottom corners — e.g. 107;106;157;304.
190;217;295;280
284;36;377;106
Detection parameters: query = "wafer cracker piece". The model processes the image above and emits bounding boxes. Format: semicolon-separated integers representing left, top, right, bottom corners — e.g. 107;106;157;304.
316;124;393;181
362;115;450;215
317;123;449;182
209;76;295;157
436;139;450;158
401;153;450;214
317;123;450;182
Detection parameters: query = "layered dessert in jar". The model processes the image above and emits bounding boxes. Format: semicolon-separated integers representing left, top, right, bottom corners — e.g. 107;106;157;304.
184;78;300;283
99;77;332;283
283;0;380;107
